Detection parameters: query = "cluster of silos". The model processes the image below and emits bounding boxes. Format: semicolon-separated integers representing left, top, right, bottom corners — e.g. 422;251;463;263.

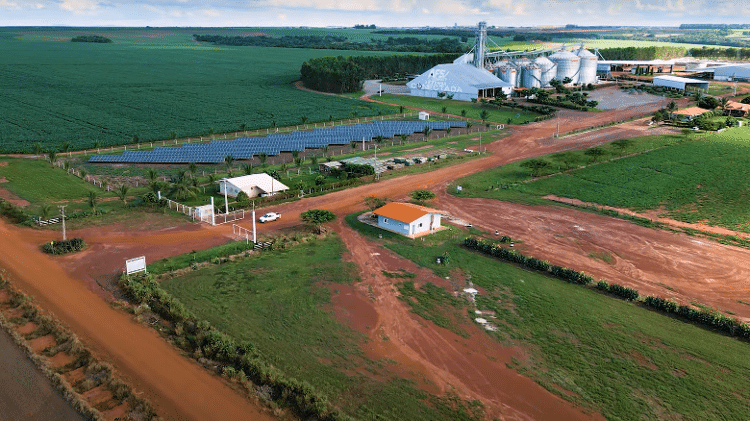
493;48;597;89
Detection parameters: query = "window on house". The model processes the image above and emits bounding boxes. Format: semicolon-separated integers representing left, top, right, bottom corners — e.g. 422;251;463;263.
418;223;423;227
383;218;388;223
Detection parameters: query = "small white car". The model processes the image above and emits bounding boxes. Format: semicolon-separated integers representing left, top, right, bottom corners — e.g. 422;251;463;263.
259;212;281;223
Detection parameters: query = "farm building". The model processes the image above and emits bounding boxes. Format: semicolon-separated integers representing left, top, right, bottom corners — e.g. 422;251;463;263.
725;101;750;117
671;106;712;122
318;161;342;174
407;63;513;102
341;157;387;174
218;173;288;198
372;202;446;238
711;64;750;82
653;75;709;92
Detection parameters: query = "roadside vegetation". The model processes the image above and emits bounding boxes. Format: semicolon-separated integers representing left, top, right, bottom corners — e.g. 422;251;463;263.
346;215;750;421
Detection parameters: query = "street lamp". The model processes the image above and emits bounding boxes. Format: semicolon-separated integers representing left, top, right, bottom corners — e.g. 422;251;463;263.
220;178;229;215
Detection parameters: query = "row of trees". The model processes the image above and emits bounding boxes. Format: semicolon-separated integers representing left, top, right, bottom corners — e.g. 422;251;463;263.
599;46;688;61
194;34;464;53
300;54;458;93
688;46;750;59
71;35;112;43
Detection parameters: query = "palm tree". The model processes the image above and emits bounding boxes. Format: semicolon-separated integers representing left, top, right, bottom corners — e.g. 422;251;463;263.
720;97;730;115
48;150;58;167
242;163;253;175
188;162;198;177
480;109;490;124
40;203;53;220
374;135;384;145
33;142;42;156
258;152;268;167
446;127;452;136
461;109;467;117
117;185;129;205
224;155;234;176
169;177;200;200
92;140;100;152
399;134;408;144
300;115;308;125
147;168;158;183
422;126;432;140
61;141;71;155
88;191;98;213
321;146;329;158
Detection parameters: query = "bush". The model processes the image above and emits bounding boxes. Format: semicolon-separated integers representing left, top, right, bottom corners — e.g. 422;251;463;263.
42;238;86;255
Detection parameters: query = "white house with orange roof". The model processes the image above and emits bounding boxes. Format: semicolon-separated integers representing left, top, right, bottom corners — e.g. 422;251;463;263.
372;202;446;238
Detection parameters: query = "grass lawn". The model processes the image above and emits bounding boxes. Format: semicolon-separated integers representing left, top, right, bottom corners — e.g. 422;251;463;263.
346;215;750;421
376;94;541;125
451;125;750;230
161;235;481;421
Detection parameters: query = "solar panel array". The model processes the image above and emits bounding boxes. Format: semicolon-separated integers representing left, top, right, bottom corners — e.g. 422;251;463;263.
88;120;467;164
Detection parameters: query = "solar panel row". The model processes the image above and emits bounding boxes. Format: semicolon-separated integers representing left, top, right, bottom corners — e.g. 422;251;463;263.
88;120;467;164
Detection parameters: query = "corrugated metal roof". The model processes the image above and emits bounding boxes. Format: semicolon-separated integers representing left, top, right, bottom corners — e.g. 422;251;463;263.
373;202;446;224
653;75;708;84
223;173;289;194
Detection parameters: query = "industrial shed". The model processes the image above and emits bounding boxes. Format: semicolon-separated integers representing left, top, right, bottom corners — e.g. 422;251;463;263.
372;202;446;238
653;75;709;92
218;173;288;198
407;63;513;102
712;64;750;82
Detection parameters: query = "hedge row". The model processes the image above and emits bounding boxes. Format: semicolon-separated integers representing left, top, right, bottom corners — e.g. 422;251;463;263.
42;238;86;255
464;236;750;342
463;236;593;285
120;274;353;421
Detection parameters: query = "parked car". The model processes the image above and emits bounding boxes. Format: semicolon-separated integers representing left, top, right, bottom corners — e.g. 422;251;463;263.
259;212;281;223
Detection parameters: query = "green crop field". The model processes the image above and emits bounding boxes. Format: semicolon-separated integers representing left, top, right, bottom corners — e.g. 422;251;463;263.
452;125;750;231
0;27;398;154
161;235;478;421
376;94;541;124
346;215;750;421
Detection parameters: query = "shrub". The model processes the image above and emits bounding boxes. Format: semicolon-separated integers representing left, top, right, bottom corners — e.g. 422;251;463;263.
42;238;86;255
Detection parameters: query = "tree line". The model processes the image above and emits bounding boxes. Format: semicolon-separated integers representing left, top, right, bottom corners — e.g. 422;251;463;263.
194;34;464;53
300;53;459;93
71;35;112;43
599;46;688;60
688;46;750;59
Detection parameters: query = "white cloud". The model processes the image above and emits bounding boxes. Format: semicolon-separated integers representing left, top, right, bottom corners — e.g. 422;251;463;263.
0;0;21;9
201;8;219;16
59;0;102;14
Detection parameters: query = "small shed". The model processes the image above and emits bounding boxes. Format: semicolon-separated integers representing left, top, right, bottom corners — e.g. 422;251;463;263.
319;161;342;174
725;101;750;117
419;111;430;120
372;202;446;238
653;75;709;92
218;173;289;198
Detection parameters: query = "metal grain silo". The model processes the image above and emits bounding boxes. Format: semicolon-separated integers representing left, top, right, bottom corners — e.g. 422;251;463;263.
511;59;530;87
496;64;517;87
523;64;542;89
548;49;580;84
576;48;598;85
534;56;556;87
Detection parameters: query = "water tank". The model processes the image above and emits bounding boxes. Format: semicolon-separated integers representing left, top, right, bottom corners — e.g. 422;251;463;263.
576;48;598;85
534;56;556;87
523;64;542;89
548;49;580;84
496;65;517;87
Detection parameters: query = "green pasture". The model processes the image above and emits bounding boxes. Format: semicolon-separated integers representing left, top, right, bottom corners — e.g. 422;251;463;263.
0;27;397;154
0;158;125;214
161;235;481;421
573;38;711;50
346;215;750;421
376;94;541;124
452;125;750;230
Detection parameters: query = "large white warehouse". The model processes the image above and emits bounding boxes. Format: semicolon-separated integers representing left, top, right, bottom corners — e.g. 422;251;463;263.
407;63;513;102
712;64;750;82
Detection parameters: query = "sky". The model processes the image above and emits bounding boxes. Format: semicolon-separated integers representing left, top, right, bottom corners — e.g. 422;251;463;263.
1;0;749;28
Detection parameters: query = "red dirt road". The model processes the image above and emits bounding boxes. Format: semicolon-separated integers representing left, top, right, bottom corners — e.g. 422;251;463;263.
0;221;275;421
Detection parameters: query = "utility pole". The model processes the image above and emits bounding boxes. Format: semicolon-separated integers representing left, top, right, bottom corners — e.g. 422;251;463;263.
58;205;67;241
252;201;257;244
220;178;229;215
556;112;560;138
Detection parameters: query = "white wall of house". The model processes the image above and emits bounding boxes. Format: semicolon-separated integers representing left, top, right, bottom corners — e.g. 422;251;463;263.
376;213;442;237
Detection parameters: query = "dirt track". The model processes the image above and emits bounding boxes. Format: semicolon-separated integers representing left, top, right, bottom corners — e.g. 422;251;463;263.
2;87;745;420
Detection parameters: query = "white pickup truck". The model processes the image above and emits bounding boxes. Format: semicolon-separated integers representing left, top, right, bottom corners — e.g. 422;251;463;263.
259;212;281;223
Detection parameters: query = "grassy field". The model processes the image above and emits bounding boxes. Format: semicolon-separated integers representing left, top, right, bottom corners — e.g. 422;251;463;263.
0;158;127;216
346;216;750;421
376;94;541;124
451;125;750;230
161;235;480;421
0;27;397;153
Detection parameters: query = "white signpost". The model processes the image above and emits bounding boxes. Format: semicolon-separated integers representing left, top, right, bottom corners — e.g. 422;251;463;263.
125;256;147;276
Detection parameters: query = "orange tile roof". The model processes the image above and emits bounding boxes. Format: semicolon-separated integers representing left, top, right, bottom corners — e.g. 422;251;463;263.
373;202;445;223
672;106;711;116
726;101;750;112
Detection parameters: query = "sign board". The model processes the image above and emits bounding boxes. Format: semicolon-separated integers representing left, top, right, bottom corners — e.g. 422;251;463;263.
125;256;147;275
